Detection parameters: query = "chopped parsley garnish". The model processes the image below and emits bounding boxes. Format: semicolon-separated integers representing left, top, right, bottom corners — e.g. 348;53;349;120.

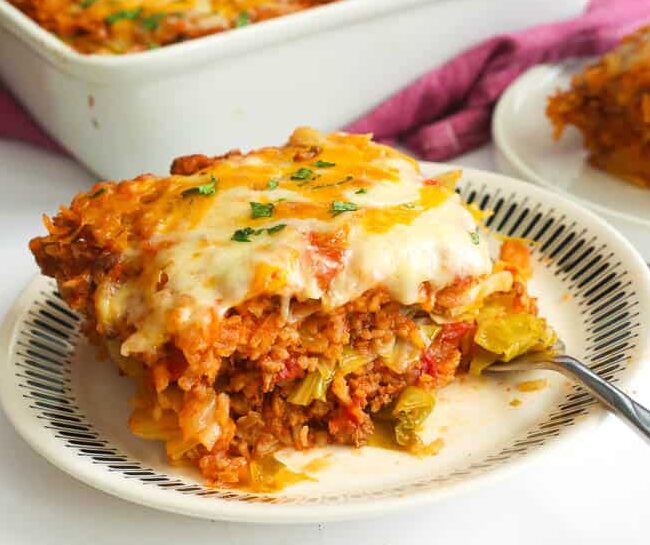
470;228;480;245
231;224;287;242
141;13;165;31
331;201;358;216
80;0;96;8
147;41;160;50
313;160;336;168
250;202;274;219
355;188;367;194
90;188;106;198
181;177;217;198
231;227;256;242
311;175;353;190
266;223;287;235
402;202;416;209
290;167;313;181
267;178;280;190
105;8;142;24
235;11;250;27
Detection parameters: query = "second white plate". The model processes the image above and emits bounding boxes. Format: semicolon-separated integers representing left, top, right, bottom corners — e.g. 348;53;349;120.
493;62;650;257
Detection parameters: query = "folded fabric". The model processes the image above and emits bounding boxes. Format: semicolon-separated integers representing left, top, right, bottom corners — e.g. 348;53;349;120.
0;85;63;153
346;0;650;161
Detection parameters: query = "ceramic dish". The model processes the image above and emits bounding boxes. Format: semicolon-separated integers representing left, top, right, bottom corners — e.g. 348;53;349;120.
0;0;585;179
1;164;648;523
493;62;650;258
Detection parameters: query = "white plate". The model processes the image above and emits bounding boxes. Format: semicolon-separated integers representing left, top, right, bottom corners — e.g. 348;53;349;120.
1;165;649;523
493;62;650;258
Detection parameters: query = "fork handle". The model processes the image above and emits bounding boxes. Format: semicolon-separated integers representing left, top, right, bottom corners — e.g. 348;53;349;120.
551;355;650;445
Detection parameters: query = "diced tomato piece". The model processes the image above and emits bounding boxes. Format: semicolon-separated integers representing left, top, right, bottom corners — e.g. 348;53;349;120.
420;322;475;378
441;321;475;343
328;401;365;437
500;239;532;278
344;400;365;425
274;357;304;383
308;228;348;289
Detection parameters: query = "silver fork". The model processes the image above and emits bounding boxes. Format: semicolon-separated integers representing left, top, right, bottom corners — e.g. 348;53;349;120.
486;349;650;444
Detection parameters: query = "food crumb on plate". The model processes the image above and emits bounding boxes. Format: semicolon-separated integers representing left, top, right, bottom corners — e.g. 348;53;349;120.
516;379;549;392
509;398;522;407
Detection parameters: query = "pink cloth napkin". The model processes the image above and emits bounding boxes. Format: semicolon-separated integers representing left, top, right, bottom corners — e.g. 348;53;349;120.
0;86;63;153
346;0;650;160
1;0;649;160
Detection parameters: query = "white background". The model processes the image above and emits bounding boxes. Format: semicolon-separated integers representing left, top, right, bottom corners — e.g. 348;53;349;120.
1;140;648;544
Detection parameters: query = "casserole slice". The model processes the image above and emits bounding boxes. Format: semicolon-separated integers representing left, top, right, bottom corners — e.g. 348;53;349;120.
547;25;650;187
30;128;555;489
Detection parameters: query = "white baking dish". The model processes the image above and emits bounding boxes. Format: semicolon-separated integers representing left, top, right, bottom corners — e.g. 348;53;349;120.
0;0;586;180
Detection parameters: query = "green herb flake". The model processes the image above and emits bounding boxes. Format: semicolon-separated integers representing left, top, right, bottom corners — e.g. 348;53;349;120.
267;178;280;190
266;223;287;235
141;13;165;31
470;228;480;245
311;176;353;190
147;41;160;50
235;11;250;27
232;227;256;242
355;188;367;194
105;7;142;24
290;167;313;181
231;224;287;242
80;0;97;8
90;187;106;199
402;202;416;209
181;177;217;198
250;202;274;219
331;201;358;216
313;160;336;168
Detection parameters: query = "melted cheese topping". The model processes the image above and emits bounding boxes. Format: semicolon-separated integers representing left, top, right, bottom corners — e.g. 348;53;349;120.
82;128;491;356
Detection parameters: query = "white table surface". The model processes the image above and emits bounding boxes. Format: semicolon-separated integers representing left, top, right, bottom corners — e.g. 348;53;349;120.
1;139;648;545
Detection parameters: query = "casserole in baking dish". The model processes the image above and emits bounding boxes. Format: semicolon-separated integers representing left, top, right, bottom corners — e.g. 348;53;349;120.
0;0;586;179
8;0;336;54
